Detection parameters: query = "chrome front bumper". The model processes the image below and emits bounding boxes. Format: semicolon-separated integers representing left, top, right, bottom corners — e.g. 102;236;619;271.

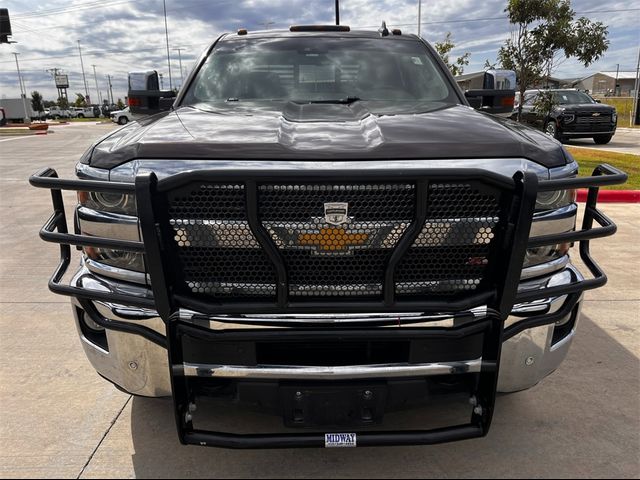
71;264;583;397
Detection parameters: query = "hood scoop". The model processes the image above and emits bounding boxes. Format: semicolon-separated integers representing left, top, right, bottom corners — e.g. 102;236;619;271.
278;101;384;151
282;100;371;122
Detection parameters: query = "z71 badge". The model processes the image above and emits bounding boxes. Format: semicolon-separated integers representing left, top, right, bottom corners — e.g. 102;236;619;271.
325;433;357;448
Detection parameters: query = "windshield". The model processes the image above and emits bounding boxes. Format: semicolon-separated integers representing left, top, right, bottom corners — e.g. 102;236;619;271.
181;36;459;113
552;91;596;105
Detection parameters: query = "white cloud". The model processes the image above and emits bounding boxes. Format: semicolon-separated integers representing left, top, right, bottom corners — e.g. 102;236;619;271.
1;0;637;102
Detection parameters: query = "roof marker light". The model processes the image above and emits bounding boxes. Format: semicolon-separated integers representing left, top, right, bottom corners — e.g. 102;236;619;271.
289;25;350;32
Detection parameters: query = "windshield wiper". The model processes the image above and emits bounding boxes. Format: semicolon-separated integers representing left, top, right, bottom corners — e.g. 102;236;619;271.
304;96;361;105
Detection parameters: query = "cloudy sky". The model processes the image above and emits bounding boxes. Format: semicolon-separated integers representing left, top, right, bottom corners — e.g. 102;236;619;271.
1;0;638;103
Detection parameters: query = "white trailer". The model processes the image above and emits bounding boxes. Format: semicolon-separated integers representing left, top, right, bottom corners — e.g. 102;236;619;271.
0;97;35;122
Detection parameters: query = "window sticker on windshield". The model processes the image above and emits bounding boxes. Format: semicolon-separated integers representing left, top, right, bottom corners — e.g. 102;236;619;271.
299;64;335;83
411;57;423;65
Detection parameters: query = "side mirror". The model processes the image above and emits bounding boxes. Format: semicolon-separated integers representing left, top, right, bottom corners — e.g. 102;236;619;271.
465;69;516;115
465;89;515;115
127;70;176;116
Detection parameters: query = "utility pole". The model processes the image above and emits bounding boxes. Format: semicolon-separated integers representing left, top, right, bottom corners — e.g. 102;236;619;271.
106;74;114;105
335;0;339;25
417;0;422;37
614;63;620;96
632;47;640;126
173;47;185;88
91;65;102;105
12;52;30;123
162;0;172;90
77;40;90;104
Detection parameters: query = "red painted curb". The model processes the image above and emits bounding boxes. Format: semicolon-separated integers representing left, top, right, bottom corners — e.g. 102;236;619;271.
577;189;640;203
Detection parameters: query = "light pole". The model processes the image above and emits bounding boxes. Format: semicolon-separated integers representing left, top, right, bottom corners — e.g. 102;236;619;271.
106;74;114;105
335;0;340;25
77;40;90;104
417;0;422;37
91;65;102;105
12;52;30;123
173;47;185;88
162;0;172;90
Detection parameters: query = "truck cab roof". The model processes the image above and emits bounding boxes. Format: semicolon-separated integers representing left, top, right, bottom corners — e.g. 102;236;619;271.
219;25;415;41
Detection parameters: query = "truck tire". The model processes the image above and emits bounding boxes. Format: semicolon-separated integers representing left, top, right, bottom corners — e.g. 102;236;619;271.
77;113;84;118
118;116;128;125
593;134;613;145
544;121;565;143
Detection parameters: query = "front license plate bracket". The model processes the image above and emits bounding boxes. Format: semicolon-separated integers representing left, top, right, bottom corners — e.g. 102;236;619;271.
280;383;388;428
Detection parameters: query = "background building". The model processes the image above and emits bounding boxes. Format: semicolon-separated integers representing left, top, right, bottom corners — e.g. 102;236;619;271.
572;71;637;96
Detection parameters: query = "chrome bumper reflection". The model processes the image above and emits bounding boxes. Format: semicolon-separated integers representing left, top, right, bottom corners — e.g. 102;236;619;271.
181;360;483;381
72;264;582;396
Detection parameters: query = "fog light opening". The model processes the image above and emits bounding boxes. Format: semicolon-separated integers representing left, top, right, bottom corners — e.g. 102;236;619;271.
76;307;109;351
551;306;579;346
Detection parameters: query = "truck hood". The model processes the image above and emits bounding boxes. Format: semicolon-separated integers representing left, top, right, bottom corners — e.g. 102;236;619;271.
88;103;569;169
556;103;616;114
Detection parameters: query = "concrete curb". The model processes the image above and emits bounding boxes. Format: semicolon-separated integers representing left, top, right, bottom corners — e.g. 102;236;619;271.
577;189;640;203
0;130;48;137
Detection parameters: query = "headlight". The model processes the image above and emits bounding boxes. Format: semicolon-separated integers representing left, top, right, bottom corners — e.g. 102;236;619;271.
78;191;137;216
612;112;617;123
535;189;576;211
78;190;142;273
523;243;571;268
527;189;577;269
84;246;145;272
562;114;575;123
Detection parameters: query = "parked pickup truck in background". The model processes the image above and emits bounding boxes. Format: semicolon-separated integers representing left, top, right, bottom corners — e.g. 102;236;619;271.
110;106;131;124
71;106;101;118
47;106;72;119
30;24;626;449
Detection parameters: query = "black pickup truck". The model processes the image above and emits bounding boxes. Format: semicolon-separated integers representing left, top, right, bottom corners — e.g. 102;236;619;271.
31;25;625;449
515;89;617;144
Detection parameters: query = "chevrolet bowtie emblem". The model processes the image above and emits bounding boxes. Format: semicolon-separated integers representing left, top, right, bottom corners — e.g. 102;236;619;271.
298;228;369;251
324;202;349;225
592;112;601;116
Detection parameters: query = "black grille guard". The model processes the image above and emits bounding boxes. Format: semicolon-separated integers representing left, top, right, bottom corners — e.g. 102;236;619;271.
29;164;626;449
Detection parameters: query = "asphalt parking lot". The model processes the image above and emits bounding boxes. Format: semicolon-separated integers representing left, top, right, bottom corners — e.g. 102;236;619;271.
1;123;639;478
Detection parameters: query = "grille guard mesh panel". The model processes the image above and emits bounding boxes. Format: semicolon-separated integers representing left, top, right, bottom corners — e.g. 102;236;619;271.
163;179;507;302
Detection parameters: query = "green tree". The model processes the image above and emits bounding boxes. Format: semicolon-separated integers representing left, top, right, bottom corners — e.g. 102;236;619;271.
74;93;87;107
57;96;69;109
483;59;498;70
30;91;44;114
434;32;471;76
116;98;125;110
498;0;609;121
